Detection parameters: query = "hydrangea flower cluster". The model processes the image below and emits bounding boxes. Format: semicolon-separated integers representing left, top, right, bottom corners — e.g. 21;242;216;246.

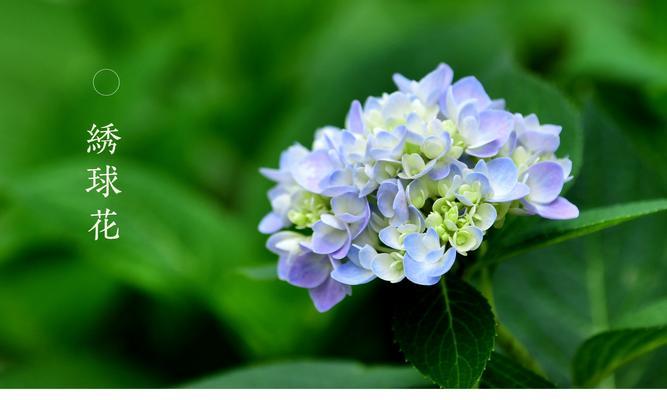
259;64;578;312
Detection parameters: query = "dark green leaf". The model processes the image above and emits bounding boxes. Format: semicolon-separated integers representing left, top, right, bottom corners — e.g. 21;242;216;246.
573;327;667;387
185;360;431;388
487;199;667;264
393;275;495;388
480;352;555;388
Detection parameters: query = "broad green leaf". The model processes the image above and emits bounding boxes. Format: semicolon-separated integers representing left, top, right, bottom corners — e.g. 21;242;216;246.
614;298;667;329
480;352;555;389
573;327;667;387
185;360;431;389
486;199;667;264
393;275;495;388
493;102;667;387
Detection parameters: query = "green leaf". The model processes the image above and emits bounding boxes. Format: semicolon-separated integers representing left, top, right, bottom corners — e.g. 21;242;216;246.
486;199;667;264
573;327;667;387
185;360;431;388
480;352;555;388
393;275;495;388
614;298;667;329
493;102;667;386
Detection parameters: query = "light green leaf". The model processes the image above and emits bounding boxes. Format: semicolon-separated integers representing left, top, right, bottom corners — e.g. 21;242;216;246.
573;327;667;387
486;199;667;264
185;360;431;388
393;275;496;388
480;352;555;388
614;298;667;329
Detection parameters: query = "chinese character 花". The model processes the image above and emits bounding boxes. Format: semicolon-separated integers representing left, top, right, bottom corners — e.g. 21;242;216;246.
89;208;120;241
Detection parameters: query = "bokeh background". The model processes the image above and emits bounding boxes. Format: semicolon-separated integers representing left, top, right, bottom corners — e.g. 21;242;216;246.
0;0;666;388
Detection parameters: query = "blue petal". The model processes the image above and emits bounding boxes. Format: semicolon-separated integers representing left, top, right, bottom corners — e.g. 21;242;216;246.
525;161;565;204
379;226;403;250
258;212;285;234
403;250;454;286
330;261;375;285
345;100;364;133
370;253;404;283
486;157;519;198
377;180;399;218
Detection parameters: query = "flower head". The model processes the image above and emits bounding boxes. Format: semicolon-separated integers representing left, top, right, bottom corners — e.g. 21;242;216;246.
260;63;578;311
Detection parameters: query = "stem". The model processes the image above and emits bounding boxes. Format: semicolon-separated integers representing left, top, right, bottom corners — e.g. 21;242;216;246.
496;324;545;376
477;264;546;376
586;240;615;388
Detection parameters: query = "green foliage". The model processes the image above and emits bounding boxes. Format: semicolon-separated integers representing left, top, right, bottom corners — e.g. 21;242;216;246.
573;327;667;388
480;352;555;389
186;360;431;388
393;276;495;388
0;0;665;389
486;199;667;264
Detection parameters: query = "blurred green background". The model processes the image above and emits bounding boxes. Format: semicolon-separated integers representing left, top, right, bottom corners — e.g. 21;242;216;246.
0;0;666;388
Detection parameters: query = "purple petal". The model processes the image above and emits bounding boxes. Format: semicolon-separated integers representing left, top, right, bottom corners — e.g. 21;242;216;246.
465;139;504;158
417;63;453;105
451;76;492;111
309;277;351;312
311;221;348;255
285;251;331;288
525;161;565;204
520;129;560;153
292;150;337;194
531;196;579;220
475;109;513;146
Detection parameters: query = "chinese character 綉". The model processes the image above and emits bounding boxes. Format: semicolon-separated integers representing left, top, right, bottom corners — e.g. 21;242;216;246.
87;123;121;155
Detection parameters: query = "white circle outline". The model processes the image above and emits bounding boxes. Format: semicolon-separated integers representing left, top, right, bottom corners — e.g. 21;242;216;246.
92;68;120;96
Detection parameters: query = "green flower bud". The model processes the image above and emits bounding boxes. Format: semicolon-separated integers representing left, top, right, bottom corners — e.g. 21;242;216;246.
401;153;426;177
420;136;446;159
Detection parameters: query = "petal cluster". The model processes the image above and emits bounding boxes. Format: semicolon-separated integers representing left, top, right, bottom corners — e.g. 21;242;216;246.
260;63;578;312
